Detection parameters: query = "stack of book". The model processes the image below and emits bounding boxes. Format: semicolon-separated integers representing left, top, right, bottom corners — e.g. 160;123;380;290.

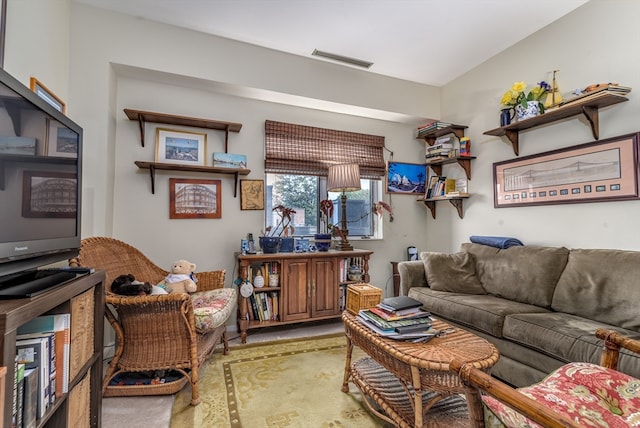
425;136;454;163
416;121;452;138
357;296;436;341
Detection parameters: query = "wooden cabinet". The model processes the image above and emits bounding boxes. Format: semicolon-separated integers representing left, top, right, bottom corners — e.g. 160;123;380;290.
0;272;105;428
236;249;372;343
124;109;250;196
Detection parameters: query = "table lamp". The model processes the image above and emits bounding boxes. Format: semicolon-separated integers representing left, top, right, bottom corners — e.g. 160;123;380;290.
327;163;361;251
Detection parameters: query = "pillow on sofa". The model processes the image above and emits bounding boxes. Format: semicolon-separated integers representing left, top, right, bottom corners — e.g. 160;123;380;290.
421;252;485;294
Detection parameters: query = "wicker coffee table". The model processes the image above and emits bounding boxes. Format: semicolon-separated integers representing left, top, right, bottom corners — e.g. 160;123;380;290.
341;311;499;427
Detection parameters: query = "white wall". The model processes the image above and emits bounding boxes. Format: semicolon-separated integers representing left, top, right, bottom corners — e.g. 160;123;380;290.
435;0;640;252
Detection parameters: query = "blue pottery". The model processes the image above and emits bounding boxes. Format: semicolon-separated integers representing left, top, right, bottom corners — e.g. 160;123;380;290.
260;237;280;254
279;237;295;253
314;233;332;252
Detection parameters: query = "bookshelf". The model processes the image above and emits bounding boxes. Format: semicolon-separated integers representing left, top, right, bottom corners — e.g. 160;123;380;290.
236;249;373;343
0;272;104;427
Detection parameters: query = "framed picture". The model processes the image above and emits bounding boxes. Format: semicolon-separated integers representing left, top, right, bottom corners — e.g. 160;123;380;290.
240;179;264;210
493;133;640;208
29;77;66;114
22;171;77;218
212;152;247;169
169;178;221;219
45;118;78;158
156;128;207;166
0;136;36;155
386;161;427;194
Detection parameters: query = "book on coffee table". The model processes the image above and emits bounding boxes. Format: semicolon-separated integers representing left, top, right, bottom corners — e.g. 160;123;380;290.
378;296;424;313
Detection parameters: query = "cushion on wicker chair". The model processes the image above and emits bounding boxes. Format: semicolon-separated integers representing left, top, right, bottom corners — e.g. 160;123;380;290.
191;288;237;332
483;362;640;427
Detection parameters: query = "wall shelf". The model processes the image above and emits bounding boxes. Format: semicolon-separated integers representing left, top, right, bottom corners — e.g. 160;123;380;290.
483;92;629;155
135;161;250;196
419;196;469;219
124;109;242;151
426;156;476;180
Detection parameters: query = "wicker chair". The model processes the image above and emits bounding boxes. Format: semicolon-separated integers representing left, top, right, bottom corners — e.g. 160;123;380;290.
69;236;236;405
451;329;640;428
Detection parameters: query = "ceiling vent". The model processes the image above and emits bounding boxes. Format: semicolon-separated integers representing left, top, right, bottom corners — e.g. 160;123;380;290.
312;49;373;69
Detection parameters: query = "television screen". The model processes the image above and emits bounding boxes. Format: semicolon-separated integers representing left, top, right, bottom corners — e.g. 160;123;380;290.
0;68;83;294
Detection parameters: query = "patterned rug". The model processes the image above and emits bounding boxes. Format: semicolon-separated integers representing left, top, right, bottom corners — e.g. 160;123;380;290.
170;333;390;427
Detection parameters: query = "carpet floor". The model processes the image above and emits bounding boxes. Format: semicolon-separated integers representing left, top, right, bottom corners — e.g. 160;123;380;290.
170;333;389;427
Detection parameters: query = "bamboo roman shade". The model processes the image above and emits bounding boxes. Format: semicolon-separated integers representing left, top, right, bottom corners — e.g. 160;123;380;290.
264;120;386;179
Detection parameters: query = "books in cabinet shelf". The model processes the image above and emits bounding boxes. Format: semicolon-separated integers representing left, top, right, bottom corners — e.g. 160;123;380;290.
18;313;70;397
247;262;280;287
248;291;279;321
16;337;49;419
12;361;25;428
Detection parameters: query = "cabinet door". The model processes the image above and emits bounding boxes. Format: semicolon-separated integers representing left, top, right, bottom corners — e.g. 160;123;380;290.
311;257;340;318
282;259;311;321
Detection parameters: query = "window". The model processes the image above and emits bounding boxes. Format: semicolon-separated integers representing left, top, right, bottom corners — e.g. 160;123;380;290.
265;174;384;239
264;120;386;240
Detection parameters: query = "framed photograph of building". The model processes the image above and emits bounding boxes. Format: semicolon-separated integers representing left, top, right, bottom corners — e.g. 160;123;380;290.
493;133;640;208
169;178;221;219
386;161;427;194
22;171;77;218
240;179;264;210
156;128;207;166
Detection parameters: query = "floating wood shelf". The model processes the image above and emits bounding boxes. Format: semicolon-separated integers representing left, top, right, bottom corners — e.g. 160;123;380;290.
426;156;476;180
416;124;468;146
135;161;250;196
124;109;242;151
419;196;469;219
483;92;629;155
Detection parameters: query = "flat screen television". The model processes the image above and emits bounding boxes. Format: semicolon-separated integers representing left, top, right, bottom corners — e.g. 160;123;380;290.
0;67;84;297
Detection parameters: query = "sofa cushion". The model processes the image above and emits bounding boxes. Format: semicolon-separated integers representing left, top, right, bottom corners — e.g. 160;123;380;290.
503;312;640;379
408;287;549;337
191;288;237;332
421;252;485;294
461;243;569;308
552;248;640;332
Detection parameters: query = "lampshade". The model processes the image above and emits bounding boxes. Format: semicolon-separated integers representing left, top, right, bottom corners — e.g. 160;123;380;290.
327;164;361;192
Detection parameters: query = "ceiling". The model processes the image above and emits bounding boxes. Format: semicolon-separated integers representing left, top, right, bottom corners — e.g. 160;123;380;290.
75;0;588;87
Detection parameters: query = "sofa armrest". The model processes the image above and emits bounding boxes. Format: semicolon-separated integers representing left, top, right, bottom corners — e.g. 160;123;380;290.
451;359;582;428
397;260;427;296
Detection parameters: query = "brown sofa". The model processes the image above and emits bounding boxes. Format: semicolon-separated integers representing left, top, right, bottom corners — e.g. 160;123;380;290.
398;243;640;387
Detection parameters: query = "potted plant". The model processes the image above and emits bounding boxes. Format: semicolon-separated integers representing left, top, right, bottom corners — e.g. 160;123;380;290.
262;205;296;253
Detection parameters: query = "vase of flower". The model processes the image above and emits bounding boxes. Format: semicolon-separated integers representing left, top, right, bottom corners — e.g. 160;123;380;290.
515;100;541;121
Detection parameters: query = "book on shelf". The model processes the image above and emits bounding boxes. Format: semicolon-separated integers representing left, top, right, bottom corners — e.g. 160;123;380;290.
22;368;38;428
16;337;49;419
18;313;71;396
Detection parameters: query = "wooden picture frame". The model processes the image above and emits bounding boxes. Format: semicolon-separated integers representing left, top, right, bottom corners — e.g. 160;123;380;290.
386;161;427;194
29;77;66;114
493;132;640;208
169;178;221;219
45;118;78;158
156;128;207;166
240;179;264;210
22;171;77;218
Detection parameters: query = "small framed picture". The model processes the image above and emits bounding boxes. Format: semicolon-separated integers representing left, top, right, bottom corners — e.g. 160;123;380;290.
212;152;247;169
240;179;264;210
22;171;77;218
0;136;36;155
156;128;207;166
29;77;66;114
169;178;221;219
46;118;79;158
386;161;427;194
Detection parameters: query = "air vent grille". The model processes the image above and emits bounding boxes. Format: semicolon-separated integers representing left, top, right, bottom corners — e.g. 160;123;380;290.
312;49;373;68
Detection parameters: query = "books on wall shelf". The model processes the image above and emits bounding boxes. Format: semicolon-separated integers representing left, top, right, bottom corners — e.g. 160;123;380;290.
554;84;631;109
425;176;468;199
416;121;453;137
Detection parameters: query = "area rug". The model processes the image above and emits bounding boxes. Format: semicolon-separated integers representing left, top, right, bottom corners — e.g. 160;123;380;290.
170;333;389;427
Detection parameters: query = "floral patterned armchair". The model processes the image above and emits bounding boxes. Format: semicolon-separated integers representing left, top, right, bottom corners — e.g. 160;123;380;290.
452;329;640;428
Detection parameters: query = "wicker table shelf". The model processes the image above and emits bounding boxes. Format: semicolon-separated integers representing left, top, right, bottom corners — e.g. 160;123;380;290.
341;311;499;427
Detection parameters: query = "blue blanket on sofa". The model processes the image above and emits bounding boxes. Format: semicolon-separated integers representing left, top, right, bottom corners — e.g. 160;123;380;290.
470;235;524;249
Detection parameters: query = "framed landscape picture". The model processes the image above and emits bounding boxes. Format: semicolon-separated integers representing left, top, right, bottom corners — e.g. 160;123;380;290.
493;133;640;208
386;161;427;194
169;178;221;219
156;128;207;166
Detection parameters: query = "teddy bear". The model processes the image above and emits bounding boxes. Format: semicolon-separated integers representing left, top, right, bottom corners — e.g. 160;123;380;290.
158;259;198;294
111;274;152;296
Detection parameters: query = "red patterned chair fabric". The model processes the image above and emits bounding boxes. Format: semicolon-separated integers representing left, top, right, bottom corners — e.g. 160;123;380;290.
483;362;640;427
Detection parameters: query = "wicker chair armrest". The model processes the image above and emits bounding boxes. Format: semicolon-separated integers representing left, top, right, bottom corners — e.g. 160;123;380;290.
451;359;582;428
194;270;225;292
596;328;640;370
